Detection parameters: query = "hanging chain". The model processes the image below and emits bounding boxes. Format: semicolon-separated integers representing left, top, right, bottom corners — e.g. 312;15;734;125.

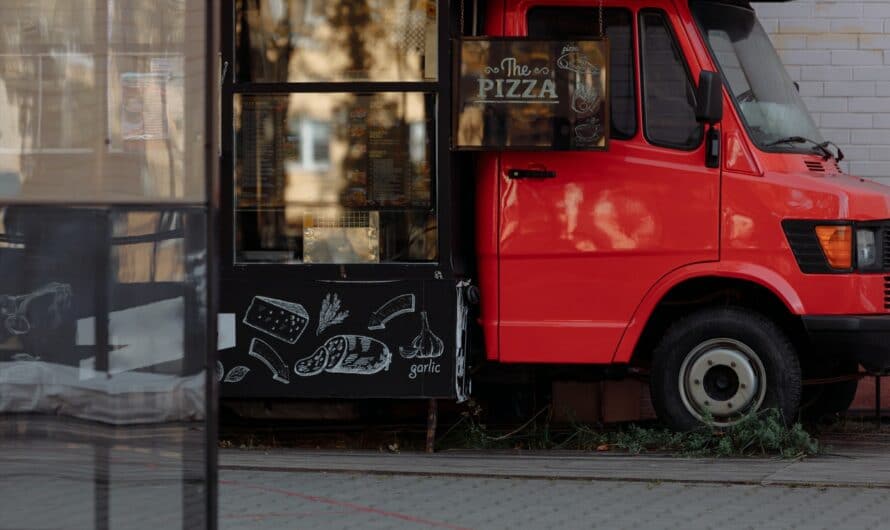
598;0;604;37
459;0;465;36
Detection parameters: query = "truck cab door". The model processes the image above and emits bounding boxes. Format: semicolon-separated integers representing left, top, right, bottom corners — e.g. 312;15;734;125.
497;5;720;363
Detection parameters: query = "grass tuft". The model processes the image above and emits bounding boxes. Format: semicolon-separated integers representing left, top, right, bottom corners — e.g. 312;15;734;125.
437;402;820;458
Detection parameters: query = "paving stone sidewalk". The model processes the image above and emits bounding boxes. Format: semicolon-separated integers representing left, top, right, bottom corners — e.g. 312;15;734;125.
218;440;890;529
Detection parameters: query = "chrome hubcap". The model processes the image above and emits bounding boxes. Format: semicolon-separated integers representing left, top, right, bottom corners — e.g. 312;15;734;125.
679;338;766;426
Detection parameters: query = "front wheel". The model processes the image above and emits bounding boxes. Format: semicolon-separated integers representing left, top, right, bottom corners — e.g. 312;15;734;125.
650;307;802;430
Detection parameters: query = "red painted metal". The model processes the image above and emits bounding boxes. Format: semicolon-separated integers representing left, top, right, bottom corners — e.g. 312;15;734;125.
475;0;890;366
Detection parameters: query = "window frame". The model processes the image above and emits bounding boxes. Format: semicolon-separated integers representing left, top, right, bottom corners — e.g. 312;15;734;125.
220;0;453;280
638;8;704;151
525;5;638;142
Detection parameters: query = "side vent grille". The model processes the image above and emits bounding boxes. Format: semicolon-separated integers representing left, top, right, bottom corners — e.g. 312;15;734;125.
885;276;890;311
884;229;890;270
804;160;825;172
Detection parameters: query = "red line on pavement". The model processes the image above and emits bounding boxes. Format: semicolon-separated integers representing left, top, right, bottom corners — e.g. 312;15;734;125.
220;479;474;530
222;510;355;520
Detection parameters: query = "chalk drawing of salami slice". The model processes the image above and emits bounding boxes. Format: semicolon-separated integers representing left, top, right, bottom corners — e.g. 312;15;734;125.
248;337;290;384
368;294;415;330
243;296;309;344
294;335;391;377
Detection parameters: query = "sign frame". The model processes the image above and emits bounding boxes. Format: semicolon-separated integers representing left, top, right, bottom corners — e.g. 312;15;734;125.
452;37;611;152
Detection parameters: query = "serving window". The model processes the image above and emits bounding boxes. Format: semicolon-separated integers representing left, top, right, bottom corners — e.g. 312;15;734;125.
230;0;442;267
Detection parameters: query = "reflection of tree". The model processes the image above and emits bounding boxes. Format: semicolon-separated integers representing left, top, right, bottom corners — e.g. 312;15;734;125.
238;0;293;255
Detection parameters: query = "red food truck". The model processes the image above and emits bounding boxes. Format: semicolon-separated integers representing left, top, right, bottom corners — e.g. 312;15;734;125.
220;0;890;430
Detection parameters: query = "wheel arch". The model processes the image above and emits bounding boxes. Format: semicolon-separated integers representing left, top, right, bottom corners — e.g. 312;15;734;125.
613;264;806;366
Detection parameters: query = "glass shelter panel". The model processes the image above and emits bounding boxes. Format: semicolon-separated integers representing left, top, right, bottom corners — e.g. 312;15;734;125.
0;1;213;529
0;206;210;529
236;0;438;83
235;92;437;264
0;0;207;202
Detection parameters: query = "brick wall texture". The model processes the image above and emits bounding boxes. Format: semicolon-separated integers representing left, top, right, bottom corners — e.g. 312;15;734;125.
753;1;890;181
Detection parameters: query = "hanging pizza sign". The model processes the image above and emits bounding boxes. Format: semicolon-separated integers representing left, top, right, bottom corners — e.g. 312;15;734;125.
454;38;609;151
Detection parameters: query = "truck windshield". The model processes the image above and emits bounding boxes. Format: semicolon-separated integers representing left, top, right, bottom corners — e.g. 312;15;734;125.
691;1;824;153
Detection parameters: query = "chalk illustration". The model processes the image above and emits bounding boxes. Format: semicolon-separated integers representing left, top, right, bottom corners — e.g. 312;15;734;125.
224;365;250;382
243;296;309;344
368;294;415;330
248;337;290;384
557;49;601;76
1;282;72;336
570;82;601;114
294;335;392;377
455;281;471;403
216;360;224;382
399;312;444;359
317;293;349;335
574;116;603;144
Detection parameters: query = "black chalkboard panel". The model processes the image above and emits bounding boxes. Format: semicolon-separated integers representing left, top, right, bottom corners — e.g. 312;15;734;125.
454;38;610;151
219;278;469;400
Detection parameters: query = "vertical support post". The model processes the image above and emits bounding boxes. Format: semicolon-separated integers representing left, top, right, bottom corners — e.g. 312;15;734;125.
426;399;438;453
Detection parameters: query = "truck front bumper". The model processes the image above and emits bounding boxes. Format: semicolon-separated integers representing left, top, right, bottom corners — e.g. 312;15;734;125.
802;316;890;373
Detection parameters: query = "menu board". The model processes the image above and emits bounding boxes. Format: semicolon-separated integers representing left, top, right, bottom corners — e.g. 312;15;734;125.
341;95;432;209
454;39;610;151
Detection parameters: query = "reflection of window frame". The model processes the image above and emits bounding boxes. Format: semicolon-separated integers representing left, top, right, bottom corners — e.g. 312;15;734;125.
295;119;330;171
223;0;452;278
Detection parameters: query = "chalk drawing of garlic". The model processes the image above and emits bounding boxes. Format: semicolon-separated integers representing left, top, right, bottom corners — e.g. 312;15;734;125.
317;293;349;335
399;311;444;359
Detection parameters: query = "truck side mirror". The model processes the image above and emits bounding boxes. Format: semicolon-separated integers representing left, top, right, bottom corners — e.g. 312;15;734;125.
695;70;723;124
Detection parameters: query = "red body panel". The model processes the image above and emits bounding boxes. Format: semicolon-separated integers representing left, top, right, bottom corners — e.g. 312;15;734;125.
476;0;890;365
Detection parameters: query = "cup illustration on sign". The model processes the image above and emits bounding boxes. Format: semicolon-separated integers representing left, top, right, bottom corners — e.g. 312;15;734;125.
243;296;309;344
399;311;444;359
574;116;603;143
294;335;392;377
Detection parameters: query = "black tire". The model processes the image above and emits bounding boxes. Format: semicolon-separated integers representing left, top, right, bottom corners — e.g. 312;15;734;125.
650;306;802;431
801;359;859;420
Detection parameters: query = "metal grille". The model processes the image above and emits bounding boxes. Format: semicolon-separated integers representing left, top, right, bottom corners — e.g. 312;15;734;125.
804;160;825;172
884;228;890;270
885;276;890;311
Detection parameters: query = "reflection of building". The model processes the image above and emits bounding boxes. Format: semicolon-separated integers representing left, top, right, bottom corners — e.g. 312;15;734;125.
235;0;438;264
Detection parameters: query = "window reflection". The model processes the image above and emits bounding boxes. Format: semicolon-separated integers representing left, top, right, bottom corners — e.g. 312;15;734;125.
236;0;438;82
235;92;436;263
0;0;205;202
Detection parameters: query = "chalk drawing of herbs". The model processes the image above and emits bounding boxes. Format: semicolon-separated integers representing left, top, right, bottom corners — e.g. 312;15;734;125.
317;293;349;335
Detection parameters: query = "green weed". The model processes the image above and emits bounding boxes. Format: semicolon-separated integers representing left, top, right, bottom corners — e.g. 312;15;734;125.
438;403;820;458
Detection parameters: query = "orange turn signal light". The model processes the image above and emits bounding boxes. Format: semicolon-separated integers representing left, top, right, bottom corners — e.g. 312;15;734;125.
815;225;852;269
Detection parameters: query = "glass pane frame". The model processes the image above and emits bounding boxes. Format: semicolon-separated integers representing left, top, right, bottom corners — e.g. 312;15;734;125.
221;0;453;279
638;9;704;152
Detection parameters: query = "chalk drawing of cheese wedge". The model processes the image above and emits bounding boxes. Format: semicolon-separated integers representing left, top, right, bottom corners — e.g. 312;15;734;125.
294;335;392;377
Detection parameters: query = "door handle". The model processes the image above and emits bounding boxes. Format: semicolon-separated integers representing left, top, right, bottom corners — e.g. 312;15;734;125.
506;168;557;179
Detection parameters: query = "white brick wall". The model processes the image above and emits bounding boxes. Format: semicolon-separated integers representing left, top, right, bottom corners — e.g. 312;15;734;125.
753;1;890;180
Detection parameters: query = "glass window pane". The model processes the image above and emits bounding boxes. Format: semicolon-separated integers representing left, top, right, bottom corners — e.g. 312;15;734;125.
236;0;438;82
0;1;206;202
235;92;436;264
640;12;702;149
0;206;209;530
527;7;636;140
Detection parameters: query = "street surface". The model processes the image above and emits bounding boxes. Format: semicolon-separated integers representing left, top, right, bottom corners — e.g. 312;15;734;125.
4;418;890;530
219;438;890;530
